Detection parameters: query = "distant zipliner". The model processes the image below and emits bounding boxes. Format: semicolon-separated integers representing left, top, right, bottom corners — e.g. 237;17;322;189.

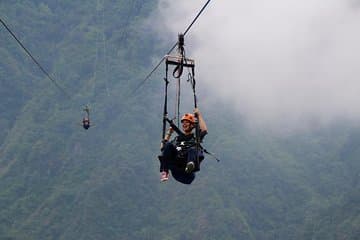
82;105;91;130
1;18;107;132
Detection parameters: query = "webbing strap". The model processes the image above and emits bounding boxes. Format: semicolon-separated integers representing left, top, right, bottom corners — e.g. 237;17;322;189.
176;77;181;127
172;58;184;79
162;64;169;140
187;65;200;166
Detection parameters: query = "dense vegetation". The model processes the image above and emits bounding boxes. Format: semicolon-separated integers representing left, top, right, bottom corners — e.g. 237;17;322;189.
0;1;359;239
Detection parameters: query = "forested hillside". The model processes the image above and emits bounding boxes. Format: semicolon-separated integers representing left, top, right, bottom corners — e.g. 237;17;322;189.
0;1;359;240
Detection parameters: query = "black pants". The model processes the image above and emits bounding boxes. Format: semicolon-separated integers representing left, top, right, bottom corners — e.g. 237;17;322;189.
159;143;204;184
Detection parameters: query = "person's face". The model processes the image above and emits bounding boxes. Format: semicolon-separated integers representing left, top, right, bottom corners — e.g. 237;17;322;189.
182;120;194;133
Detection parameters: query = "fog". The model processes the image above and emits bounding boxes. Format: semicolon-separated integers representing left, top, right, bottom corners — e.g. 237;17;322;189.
152;0;360;129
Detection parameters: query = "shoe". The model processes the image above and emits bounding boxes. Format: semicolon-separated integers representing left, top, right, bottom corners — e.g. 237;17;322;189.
185;161;195;173
160;171;169;182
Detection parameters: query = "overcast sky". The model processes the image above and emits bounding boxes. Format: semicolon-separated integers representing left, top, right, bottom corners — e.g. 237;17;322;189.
152;0;360;129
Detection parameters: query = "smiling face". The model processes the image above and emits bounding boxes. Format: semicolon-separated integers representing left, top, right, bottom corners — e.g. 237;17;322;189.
181;119;194;134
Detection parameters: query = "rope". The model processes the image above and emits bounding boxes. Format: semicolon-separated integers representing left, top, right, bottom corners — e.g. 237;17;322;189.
132;0;212;94
172;35;185;79
162;63;169;140
0;17;71;98
101;1;110;97
188;66;201;168
92;1;100;96
175;77;181;127
183;0;212;36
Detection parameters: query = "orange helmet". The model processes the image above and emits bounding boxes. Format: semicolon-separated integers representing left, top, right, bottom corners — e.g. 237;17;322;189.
181;113;195;123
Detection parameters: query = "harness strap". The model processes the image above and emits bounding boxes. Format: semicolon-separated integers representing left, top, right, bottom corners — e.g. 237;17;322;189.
187;65;201;167
172;34;185;79
176;77;180;127
203;148;221;162
165;118;184;137
162;64;169;140
172;57;184;78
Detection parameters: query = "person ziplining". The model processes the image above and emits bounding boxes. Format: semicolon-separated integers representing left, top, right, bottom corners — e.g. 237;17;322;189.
1;17;96;130
82;105;91;130
159;108;208;184
157;34;213;184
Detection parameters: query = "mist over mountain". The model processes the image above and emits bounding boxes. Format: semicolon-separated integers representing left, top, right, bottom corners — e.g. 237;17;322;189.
0;1;359;239
154;0;360;130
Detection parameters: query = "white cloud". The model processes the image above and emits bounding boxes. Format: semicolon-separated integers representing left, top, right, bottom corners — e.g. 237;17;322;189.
153;0;360;129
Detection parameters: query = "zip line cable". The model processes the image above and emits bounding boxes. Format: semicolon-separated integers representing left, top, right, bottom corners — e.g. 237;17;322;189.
183;0;212;36
0;18;71;98
132;0;212;94
101;0;110;97
90;0;100;98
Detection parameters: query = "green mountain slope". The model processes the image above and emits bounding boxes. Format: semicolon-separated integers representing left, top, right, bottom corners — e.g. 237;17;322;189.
0;1;359;240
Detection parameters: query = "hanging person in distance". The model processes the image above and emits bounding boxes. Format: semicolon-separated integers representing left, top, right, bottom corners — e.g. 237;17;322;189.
158;108;208;184
82;105;91;130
